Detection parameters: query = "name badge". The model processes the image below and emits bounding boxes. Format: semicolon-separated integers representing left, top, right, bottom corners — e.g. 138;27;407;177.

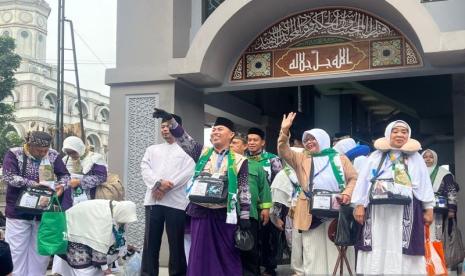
191;180;208;196
313;195;331;210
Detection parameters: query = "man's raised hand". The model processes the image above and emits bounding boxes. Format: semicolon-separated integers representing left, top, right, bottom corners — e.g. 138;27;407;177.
152;108;172;120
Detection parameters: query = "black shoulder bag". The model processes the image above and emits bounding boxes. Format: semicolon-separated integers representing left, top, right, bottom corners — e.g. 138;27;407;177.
15;154;55;215
369;152;411;205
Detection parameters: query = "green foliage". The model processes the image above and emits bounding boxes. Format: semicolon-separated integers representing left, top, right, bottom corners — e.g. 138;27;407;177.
0;36;21;102
0;127;23;163
0;35;22;163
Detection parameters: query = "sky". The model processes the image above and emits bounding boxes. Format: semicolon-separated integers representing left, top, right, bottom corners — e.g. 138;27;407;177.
45;0;116;95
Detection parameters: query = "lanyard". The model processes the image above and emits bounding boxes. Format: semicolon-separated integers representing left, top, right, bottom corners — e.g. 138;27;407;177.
215;150;228;172
314;159;330;179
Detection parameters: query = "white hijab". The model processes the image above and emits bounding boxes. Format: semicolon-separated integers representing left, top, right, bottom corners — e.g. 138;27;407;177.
351;121;434;206
302;128;330;151
384;120;411;140
303;128;343;192
62;136;107;174
333;138;356;154
421;149;451;192
66;200;137;253
271;147;303;206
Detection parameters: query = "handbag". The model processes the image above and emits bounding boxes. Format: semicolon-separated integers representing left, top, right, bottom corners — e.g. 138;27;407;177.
425;226;447;276
443;218;465;268
188;172;228;206
37;195;68;255
433;194;448;214
335;205;360;246
310;189;341;218
15;153;55;215
369;153;411;205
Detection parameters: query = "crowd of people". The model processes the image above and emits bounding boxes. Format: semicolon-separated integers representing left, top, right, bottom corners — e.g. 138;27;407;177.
1;131;137;276
146;109;462;276
0;108;462;275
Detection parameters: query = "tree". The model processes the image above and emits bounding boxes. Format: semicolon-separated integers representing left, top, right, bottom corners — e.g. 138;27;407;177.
0;36;22;164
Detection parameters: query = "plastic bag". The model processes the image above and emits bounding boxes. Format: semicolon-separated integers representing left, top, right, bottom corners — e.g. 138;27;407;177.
444;219;465;268
37;195;68;255
335;205;360;246
425;226;447;276
235;228;254;251
124;251;142;276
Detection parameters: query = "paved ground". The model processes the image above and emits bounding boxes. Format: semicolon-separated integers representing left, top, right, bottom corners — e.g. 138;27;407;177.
49;264;292;276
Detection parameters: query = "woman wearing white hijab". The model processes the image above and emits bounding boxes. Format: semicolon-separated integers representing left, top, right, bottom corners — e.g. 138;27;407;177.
333;138;370;173
352;120;434;274
56;200;137;276
60;136;107;209
278;112;357;274
422;149;459;240
53;136;109;275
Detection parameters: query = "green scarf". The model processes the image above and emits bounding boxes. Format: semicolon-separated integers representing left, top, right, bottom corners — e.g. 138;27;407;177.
311;148;345;191
193;147;240;224
248;151;274;166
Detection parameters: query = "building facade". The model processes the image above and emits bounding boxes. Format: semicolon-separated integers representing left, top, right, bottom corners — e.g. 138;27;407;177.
0;0;110;156
106;0;465;257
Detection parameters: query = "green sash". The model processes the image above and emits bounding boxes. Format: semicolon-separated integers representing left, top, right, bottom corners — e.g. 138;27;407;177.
430;165;439;185
311;148;345;191
194;147;239;223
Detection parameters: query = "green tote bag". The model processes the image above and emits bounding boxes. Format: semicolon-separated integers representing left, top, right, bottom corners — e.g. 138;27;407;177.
37;195;68;255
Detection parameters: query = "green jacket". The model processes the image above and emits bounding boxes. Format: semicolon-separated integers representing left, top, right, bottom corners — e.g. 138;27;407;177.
247;160;272;220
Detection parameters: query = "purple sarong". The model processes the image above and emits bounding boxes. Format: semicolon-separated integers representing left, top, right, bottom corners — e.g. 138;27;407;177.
187;204;242;276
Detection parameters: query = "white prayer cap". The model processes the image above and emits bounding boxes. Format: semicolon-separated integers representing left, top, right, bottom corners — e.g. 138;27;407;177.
302;128;331;152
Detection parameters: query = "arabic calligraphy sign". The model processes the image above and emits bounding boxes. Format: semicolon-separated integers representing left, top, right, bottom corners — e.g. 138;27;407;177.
274;42;367;77
231;7;422;82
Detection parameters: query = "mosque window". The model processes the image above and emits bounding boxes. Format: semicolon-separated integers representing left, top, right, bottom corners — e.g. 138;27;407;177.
43;94;57;111
21;31;29;38
204;0;225;20
73;101;88;118
2;31;9;37
38;34;43;42
99;109;109;122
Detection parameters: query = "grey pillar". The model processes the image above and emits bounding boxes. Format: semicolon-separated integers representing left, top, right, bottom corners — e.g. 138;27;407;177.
314;94;340;137
452;74;465;233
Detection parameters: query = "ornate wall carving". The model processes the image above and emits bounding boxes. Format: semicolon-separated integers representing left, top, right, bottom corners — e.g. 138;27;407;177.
231;7;422;82
125;95;159;248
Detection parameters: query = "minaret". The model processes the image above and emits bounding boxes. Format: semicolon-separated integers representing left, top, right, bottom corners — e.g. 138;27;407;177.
0;0;50;62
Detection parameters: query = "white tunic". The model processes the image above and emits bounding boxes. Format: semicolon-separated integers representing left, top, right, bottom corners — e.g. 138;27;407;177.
352;150;434;274
140;142;195;209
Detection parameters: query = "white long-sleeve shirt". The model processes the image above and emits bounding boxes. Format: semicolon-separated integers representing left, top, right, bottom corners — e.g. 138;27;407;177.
140;142;195;209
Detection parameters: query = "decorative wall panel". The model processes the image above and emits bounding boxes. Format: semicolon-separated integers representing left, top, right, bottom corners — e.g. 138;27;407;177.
125;94;159;248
